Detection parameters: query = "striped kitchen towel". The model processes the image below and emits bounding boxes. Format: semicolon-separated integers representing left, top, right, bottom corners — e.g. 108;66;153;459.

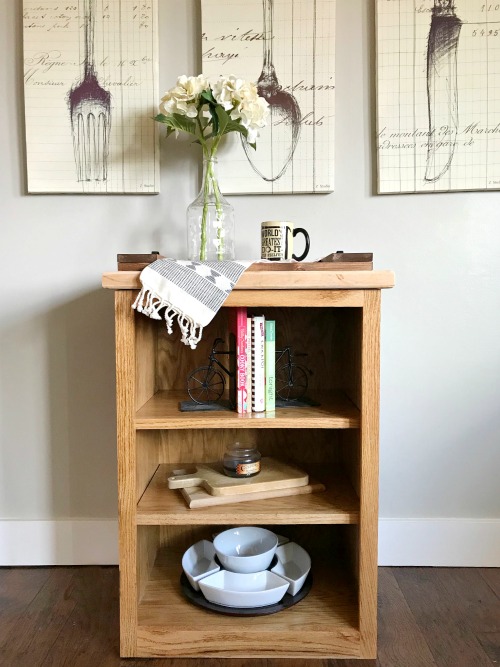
132;258;252;349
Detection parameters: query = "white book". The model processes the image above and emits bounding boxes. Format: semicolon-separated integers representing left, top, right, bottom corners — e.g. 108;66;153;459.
246;317;252;413
251;315;266;412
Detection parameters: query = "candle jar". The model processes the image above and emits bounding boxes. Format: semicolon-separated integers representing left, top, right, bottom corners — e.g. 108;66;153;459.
223;443;261;478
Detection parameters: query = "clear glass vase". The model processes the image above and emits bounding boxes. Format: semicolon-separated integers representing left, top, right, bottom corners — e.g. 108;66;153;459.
187;157;235;261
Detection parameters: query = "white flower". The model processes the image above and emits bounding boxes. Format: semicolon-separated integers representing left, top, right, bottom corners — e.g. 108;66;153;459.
211;76;239;109
211;75;269;141
159;74;208;118
237;96;269;143
157;73;269;144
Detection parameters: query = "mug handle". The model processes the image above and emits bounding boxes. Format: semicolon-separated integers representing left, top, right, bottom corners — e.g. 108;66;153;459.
292;228;310;262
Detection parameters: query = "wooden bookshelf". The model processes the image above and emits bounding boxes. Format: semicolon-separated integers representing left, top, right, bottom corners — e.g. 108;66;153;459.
106;269;394;658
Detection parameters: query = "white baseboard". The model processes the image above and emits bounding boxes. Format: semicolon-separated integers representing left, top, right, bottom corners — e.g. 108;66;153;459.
378;518;500;567
0;520;118;566
0;518;499;567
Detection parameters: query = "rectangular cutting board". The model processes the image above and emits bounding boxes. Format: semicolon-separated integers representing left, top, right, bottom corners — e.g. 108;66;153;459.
179;479;325;509
167;457;308;497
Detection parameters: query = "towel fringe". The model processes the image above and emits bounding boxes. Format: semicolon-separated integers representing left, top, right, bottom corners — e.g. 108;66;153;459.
132;287;204;347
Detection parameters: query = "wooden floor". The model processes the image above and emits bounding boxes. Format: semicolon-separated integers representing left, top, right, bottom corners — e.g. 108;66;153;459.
0;567;498;667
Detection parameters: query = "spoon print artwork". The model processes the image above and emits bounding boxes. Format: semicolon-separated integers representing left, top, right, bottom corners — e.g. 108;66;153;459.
243;0;301;182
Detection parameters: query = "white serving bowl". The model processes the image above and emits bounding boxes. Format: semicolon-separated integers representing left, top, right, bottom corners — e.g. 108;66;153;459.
271;542;311;596
213;527;278;574
198;570;289;608
182;539;220;591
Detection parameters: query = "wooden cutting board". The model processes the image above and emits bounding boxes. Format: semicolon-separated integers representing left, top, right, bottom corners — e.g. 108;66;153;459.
167;458;308;497
179;478;325;508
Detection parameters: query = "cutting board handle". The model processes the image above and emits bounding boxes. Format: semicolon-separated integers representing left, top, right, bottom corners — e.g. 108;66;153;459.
168;470;203;489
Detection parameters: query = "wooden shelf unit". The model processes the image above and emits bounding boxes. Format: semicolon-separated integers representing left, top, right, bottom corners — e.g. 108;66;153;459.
105;269;394;659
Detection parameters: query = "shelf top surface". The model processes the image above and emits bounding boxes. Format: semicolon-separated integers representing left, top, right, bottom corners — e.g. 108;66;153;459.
102;268;395;291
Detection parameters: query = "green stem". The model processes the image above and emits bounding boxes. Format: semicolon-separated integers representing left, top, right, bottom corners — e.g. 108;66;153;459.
200;153;210;262
210;165;224;261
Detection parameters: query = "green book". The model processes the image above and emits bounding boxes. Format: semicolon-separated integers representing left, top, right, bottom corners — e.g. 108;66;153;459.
265;320;276;411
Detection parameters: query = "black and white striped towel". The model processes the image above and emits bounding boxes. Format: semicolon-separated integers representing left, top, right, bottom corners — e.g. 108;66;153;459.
132;258;252;349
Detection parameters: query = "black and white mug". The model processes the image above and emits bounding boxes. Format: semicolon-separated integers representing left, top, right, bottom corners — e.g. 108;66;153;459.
261;221;310;261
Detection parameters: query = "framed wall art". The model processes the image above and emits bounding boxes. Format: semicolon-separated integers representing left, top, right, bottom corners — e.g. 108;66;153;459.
201;0;336;194
23;0;160;194
377;0;500;194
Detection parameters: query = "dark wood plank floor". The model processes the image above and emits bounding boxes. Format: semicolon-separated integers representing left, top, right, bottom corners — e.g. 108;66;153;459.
0;567;498;667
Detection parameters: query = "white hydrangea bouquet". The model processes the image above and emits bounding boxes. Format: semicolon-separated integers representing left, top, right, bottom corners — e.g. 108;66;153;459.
155;75;269;261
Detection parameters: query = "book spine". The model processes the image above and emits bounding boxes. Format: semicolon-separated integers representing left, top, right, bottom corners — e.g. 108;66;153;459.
265;320;276;411
251;315;265;412
246;316;252;413
236;308;248;413
230;307;247;413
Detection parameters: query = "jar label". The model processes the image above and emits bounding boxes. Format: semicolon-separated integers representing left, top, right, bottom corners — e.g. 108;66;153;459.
236;461;261;476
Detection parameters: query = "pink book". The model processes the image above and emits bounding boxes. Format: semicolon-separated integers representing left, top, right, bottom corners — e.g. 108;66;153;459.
230;307;248;413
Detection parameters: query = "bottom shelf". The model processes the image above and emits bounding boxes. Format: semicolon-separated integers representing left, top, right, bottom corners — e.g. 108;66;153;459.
136;547;361;658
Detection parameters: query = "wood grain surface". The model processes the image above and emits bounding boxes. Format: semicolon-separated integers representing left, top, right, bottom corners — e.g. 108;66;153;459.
102;269;395;290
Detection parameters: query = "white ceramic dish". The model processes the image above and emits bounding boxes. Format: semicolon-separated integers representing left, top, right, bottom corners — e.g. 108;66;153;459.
182;540;220;591
213;526;278;573
271;542;311;596
198;570;289;608
212;531;290;547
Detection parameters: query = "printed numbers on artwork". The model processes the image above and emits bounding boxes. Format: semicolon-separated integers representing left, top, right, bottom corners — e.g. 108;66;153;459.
472;28;500;36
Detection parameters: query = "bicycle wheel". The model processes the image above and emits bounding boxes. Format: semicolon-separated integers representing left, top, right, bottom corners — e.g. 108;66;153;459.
275;364;308;401
187;366;225;404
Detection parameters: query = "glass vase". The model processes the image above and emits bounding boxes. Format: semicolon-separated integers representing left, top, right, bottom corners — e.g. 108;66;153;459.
187;157;235;261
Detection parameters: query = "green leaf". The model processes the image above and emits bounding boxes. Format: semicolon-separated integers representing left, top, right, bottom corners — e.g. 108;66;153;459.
214;106;231;136
200;89;216;105
223;120;249;139
153;113;169;123
209;105;220;136
157;113;198;138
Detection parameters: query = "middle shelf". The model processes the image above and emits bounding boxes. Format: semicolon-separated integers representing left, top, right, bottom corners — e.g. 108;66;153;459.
135;390;360;430
137;464;360;525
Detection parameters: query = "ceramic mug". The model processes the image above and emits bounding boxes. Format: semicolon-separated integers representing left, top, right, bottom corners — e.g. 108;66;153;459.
261;221;310;261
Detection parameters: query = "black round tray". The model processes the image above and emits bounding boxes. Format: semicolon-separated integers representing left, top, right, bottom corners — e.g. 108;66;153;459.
180;570;312;616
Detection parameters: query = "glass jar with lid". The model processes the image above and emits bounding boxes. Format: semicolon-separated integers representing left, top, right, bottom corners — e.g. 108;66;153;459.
223;442;261;478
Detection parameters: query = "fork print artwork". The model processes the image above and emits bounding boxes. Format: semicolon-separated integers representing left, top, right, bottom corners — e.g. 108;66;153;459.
23;0;160;194
68;0;111;183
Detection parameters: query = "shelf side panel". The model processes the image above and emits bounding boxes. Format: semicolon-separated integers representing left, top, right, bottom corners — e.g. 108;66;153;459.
358;290;381;658
115;290;139;656
135;309;157;410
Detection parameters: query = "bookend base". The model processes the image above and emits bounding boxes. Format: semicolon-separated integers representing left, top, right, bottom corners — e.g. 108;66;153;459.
275;397;320;408
179;400;234;412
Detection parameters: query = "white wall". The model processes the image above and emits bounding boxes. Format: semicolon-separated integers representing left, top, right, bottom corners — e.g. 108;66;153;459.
1;0;499;565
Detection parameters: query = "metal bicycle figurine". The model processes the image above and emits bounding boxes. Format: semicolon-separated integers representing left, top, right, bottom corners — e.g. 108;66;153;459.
275;346;312;402
187;338;312;405
187;338;235;404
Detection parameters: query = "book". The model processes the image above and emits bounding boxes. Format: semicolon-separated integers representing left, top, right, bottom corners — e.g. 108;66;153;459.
229;307;248;413
251;315;266;412
265;320;276;411
246;316;252;413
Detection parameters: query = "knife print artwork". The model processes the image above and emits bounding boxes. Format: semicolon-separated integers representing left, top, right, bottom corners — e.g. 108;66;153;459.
376;0;500;193
425;0;462;182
